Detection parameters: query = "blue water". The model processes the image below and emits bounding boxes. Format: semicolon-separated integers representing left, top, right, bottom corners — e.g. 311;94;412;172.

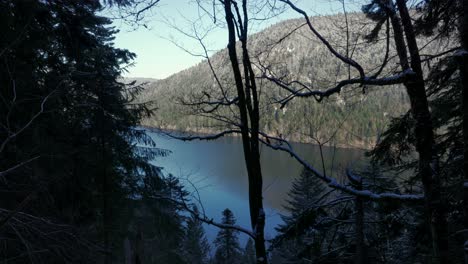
147;130;364;247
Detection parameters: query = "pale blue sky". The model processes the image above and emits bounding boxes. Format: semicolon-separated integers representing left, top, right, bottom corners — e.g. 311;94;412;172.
109;0;362;79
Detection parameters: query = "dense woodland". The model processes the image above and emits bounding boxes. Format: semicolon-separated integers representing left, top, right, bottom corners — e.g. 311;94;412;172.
0;0;467;264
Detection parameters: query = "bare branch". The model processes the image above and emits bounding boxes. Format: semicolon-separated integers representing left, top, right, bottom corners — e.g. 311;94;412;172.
279;0;365;79
161;129;242;141
0;90;56;154
0;156;40;179
257;136;424;201
151;193;255;238
0;191;36;230
263;68;416;107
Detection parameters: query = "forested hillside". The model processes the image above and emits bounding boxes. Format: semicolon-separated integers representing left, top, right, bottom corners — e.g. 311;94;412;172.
138;12;446;148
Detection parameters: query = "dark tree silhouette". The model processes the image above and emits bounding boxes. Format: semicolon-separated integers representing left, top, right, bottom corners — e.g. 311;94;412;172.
214;208;242;264
182;206;211;264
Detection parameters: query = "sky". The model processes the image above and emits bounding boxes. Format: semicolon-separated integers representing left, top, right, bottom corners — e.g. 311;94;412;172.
108;0;362;79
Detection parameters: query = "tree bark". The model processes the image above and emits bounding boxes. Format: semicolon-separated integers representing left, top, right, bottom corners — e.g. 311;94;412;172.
353;177;365;264
458;0;468;262
223;1;267;263
124;237;132;264
386;1;449;262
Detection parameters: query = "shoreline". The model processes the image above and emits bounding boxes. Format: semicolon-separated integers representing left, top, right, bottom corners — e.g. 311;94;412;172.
140;125;374;151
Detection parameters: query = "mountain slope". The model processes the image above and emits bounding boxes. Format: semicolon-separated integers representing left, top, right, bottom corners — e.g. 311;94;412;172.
137;12;446;148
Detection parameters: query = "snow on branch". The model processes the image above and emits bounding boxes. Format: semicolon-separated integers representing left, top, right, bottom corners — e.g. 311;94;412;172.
260;1;420;107
263;68;416;107
258;136;424;201
162;129;242;141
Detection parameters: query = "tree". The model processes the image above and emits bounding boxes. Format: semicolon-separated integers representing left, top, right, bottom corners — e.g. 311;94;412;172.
182;206;211;264
0;1;177;262
456;0;468;261
242;239;256;264
367;1;447;261
273;168;339;263
125;173;187;264
164;1;271;262
214;209;242;264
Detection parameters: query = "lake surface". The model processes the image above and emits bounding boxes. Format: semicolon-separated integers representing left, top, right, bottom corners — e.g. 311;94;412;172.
147;130;365;246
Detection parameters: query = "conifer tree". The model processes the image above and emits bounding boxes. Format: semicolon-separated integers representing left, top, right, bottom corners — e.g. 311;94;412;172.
0;1;181;262
242;239;256;264
183;206;211;264
273;168;330;263
213;208;242;264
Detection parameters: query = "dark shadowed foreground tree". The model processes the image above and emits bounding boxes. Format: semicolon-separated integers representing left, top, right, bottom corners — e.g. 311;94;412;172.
0;1;181;263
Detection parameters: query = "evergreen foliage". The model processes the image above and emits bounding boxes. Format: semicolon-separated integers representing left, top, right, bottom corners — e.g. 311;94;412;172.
0;1;183;262
273;165;424;263
182;206;211;264
364;0;465;261
242;239;256;264
213;209;242;264
273;168;332;263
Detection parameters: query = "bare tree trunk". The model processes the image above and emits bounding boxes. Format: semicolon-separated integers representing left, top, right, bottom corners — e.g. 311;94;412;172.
133;229;143;264
101;140;111;264
459;0;468;262
463;49;468;264
355;179;365;264
223;1;267;263
124;237;132;264
385;1;448;262
348;173;365;264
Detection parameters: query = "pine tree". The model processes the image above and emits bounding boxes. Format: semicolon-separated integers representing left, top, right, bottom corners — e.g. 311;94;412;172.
273;168;330;263
133;173;187;263
280;168;327;226
0;1;182;262
213;208;242;264
182;206;211;264
242;239;256;264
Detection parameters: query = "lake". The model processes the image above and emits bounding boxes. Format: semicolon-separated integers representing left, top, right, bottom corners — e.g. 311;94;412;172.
147;130;365;246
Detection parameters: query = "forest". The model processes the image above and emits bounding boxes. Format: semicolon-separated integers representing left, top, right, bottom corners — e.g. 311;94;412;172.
0;0;467;264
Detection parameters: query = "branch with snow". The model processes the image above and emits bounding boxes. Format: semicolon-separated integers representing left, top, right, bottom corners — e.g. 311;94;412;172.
162;129;242;141
257;1;420;107
258;135;424;201
263;67;416;107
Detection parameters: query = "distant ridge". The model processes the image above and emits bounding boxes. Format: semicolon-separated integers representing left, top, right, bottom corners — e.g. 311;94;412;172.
136;12;442;148
124;77;159;83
